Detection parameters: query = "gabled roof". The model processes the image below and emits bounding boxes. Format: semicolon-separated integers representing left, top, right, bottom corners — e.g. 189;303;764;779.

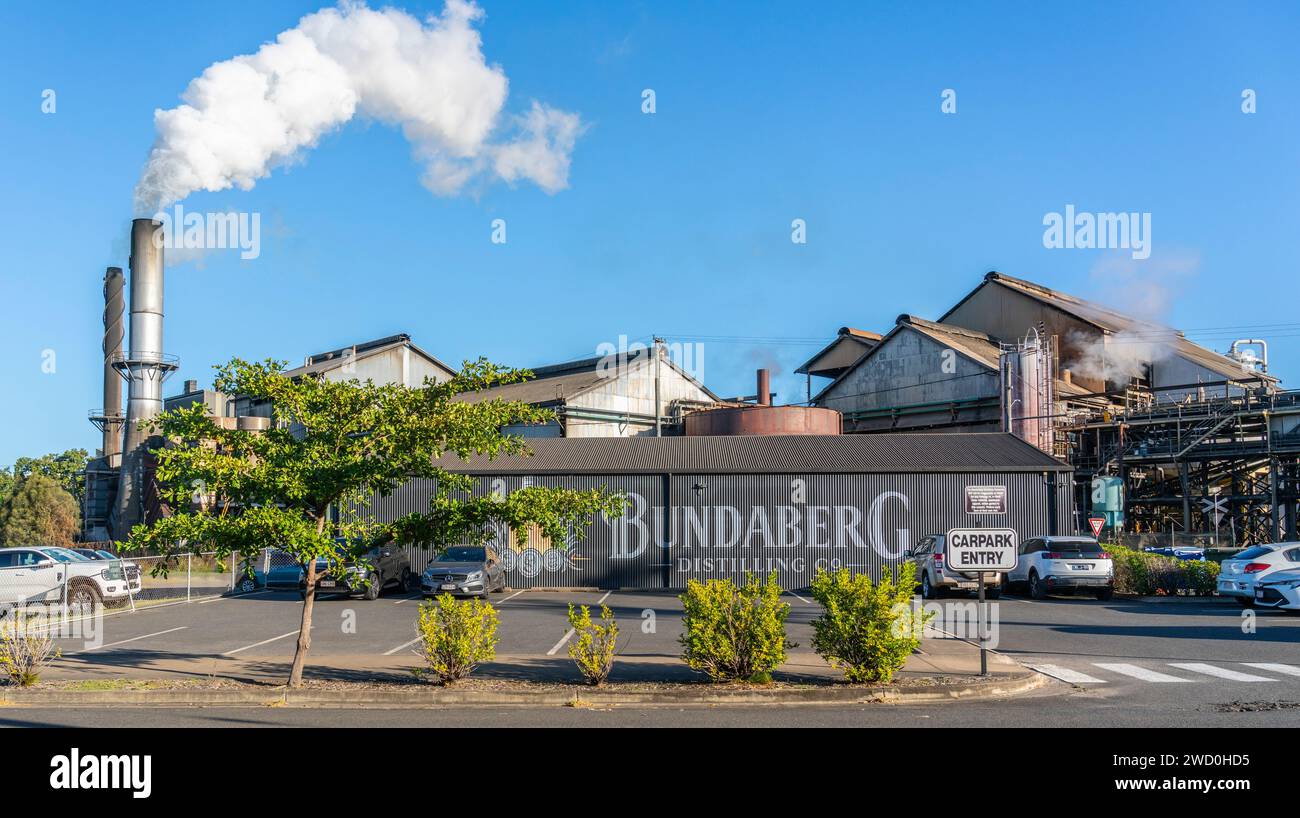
811;314;1087;404
942;272;1275;383
448;432;1072;475
454;352;720;406
795;326;883;377
281;333;456;380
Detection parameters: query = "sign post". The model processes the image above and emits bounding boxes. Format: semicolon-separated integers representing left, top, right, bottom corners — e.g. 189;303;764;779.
946;527;1018;676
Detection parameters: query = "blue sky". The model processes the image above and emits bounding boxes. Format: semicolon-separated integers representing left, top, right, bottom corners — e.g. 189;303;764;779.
0;1;1298;465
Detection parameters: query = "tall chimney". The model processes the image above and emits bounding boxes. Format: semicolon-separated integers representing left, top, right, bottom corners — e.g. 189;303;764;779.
756;368;771;406
100;267;126;467
112;219;177;538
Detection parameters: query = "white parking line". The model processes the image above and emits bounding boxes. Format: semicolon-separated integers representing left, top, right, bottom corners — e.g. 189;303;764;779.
200;590;275;604
68;626;189;656
1026;664;1108;685
1241;663;1300;677
787;592;812;604
498;590;525;604
383;637;422;657
223;629;305;656
1093;663;1193;683
547;591;611;656
1169;663;1277;682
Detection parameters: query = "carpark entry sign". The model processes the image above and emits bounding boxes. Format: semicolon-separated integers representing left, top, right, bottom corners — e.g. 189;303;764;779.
944;527;1018;677
945;528;1018;572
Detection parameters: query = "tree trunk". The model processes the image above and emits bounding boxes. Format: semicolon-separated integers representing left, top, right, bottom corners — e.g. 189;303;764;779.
288;513;328;688
287;558;316;688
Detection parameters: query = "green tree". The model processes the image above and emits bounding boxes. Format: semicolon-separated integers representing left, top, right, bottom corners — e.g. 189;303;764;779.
13;449;90;505
0;474;81;548
127;357;624;687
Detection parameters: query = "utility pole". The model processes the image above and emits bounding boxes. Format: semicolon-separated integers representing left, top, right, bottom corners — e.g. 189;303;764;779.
653;336;664;437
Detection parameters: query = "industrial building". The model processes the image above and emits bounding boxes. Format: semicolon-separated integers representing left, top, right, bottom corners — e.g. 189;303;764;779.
807;271;1299;546
370;432;1073;589
454;349;719;438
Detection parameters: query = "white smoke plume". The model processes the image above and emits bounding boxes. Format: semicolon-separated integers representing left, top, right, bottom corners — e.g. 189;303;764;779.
134;0;580;213
1066;326;1179;384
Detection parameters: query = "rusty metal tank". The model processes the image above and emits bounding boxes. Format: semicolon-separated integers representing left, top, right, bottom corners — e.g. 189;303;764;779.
685;369;842;436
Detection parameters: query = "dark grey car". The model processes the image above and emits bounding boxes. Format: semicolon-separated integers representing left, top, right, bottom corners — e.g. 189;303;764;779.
420;546;506;598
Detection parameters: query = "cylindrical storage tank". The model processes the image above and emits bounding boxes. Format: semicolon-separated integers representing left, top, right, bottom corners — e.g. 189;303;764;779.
684;405;842;436
237;416;271;432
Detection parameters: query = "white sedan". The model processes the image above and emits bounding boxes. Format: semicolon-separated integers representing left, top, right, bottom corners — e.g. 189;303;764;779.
1217;543;1300;607
1254;569;1300;612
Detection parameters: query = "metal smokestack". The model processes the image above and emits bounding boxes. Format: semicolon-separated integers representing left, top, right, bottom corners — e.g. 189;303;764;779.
112;219;177;537
756;369;771;406
100;267;125;466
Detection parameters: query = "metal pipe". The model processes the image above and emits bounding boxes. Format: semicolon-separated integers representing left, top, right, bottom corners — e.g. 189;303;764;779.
1230;339;1268;373
113;218;176;538
101;267;125;466
756;368;771;406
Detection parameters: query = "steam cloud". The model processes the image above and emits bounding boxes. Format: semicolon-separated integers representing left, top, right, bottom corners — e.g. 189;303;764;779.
1067;326;1179;383
134;0;580;213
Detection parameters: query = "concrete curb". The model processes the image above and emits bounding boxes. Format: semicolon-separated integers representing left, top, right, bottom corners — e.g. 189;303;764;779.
0;671;1047;708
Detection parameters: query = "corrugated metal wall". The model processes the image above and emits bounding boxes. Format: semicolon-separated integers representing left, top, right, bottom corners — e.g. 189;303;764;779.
370;471;1073;590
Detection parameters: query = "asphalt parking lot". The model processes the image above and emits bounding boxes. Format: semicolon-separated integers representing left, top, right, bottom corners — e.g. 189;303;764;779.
42;585;834;683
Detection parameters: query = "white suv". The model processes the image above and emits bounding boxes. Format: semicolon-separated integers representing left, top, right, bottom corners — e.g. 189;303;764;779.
0;546;133;611
1218;543;1300;607
1005;536;1114;600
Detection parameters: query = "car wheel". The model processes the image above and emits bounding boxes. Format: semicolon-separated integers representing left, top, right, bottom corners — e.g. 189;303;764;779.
69;582;101;613
364;573;382;601
1095;586;1114;601
399;568;412;593
921;573;934;600
1235;597;1256;608
985;586;1002;600
237;577;257;594
1028;570;1046;600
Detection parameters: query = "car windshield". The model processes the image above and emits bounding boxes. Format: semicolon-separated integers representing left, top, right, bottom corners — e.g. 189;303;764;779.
438;547;486;563
1232;545;1277;561
95;550;118;560
41;548;88;563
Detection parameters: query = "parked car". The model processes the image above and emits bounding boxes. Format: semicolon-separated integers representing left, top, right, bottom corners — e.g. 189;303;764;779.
904;534;1002;600
0;546;134;611
1004;536;1114;600
71;548;143;591
1217;543;1300;607
1143;546;1206;561
421;545;507;598
265;540;412;600
1253;569;1300;613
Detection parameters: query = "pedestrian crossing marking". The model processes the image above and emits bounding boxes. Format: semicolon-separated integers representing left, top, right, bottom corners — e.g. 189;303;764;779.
1241;663;1300;677
1026;664;1108;684
1169;663;1276;682
1093;663;1193;683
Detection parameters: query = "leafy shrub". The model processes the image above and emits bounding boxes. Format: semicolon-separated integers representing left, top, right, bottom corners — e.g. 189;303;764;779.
0;618;60;687
1107;545;1219;596
679;572;792;682
809;563;932;684
566;603;619;686
414;594;498;684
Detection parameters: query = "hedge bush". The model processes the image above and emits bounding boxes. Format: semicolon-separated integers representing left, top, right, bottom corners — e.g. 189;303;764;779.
1107;544;1219;596
414;593;499;684
809;563;932;684
679;572;793;682
567;603;619;686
